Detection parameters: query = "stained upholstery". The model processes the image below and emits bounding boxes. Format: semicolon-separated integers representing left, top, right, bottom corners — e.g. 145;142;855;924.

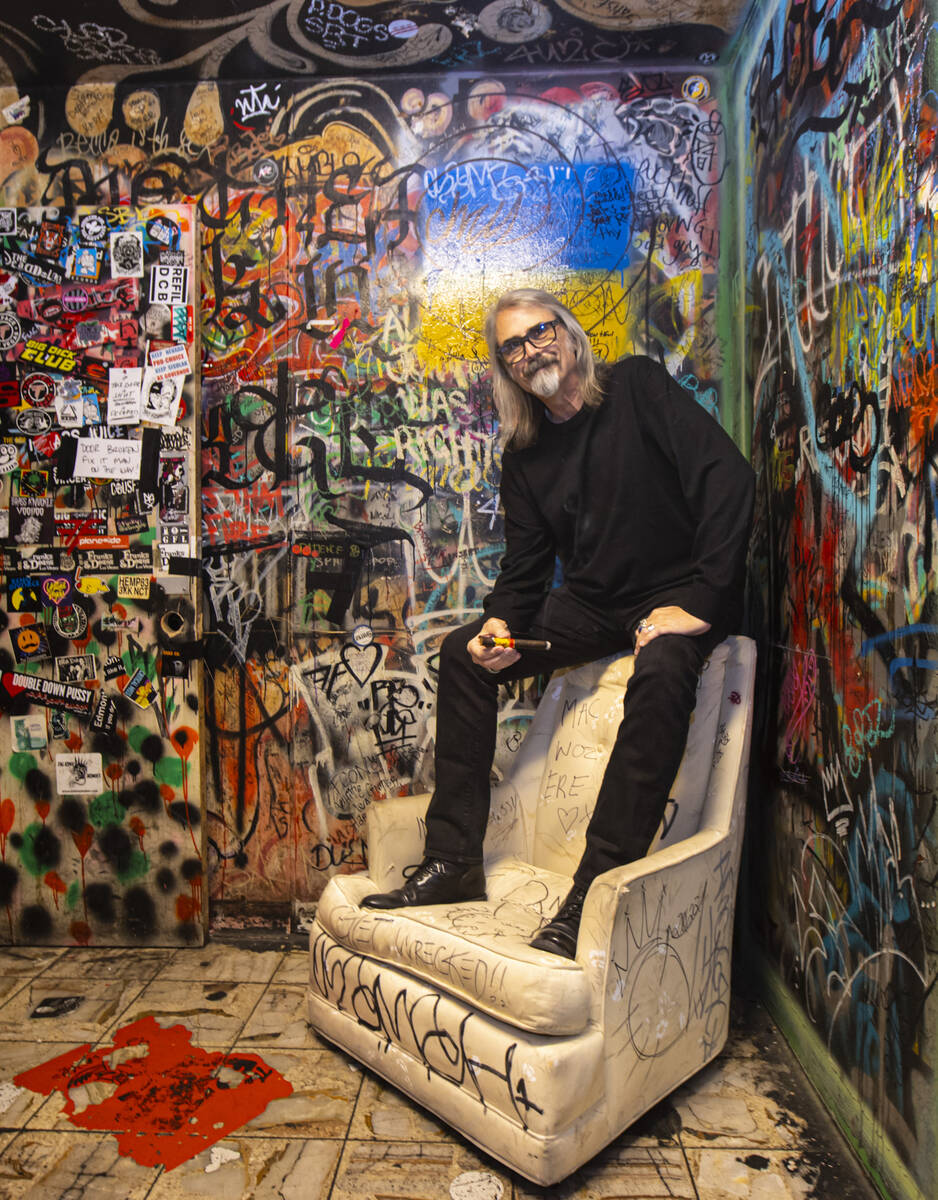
308;636;756;1185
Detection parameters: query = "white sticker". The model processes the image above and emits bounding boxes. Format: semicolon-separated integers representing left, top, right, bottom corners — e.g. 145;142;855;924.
149;263;189;305
1;96;29;125
55;752;104;795
109;229;144;278
141;368;183;426
74;437;142;481
389;18;419;37
12;714;47;752
149;343;189;379
55;396;83;428
107;366;143;425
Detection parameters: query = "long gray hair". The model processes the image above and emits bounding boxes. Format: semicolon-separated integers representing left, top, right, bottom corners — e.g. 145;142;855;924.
484;289;608;451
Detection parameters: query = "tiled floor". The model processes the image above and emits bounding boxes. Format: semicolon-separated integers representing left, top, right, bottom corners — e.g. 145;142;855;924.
0;940;882;1199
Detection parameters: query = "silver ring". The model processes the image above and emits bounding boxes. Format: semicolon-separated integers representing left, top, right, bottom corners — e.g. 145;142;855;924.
645;623;655;632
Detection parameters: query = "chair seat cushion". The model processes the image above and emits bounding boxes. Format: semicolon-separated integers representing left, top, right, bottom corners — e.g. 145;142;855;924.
315;858;593;1036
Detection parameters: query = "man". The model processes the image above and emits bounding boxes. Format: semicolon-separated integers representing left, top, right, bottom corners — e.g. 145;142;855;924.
362;288;755;959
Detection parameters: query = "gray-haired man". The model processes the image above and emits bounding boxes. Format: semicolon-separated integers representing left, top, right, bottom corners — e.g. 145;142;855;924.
362;289;754;958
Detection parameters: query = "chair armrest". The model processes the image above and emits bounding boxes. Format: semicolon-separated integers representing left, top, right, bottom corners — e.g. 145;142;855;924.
573;827;741;1118
364;792;432;890
577;827;739;1035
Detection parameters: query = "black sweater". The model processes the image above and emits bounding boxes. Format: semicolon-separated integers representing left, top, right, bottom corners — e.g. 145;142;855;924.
482;356;755;634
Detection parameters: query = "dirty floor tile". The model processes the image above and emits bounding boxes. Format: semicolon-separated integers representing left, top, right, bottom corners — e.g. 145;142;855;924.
0;977;147;1043
0;946;67;977
331;1140;514;1200
145;1136;342;1199
234;1047;361;1139
672;1055;806;1148
270;950;310;986
57;947;176;980
0;1130;161;1198
687;1147;879;1199
106;979;268;1047
515;1144;697;1198
237;983;325;1048
348;1072;451;1142
0;1040;89;1130
157;945;285;984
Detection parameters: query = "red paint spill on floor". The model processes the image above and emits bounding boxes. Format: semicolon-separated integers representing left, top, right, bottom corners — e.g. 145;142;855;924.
14;1015;292;1170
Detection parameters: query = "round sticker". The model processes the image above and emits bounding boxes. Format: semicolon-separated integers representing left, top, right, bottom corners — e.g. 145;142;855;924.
253;157;280;185
61;286;90;313
53;605;88;639
682;75;711;103
16;408;54;436
20;373;56;406
79;213;108;243
0;312;22;350
351;624;374;648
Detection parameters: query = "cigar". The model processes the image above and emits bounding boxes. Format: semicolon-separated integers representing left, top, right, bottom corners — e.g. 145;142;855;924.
479;635;552;650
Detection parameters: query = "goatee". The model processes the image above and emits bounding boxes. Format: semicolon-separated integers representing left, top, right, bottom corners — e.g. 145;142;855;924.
526;364;560;399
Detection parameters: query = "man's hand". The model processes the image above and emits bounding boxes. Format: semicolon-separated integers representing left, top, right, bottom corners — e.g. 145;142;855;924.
468;618;521;673
634;606;711;655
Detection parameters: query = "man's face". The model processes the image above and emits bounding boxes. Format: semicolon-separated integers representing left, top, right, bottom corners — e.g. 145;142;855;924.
494;304;577;401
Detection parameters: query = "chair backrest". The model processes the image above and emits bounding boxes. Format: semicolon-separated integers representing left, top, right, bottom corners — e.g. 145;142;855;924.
485;639;737;875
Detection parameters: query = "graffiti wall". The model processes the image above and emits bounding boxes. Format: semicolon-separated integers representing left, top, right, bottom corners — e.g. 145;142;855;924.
0;65;727;928
744;0;938;1194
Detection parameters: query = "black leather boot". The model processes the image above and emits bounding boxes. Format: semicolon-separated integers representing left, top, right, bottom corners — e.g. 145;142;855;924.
361;858;486;909
529;884;588;958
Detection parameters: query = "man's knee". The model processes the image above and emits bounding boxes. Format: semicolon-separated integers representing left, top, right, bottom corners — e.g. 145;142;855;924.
439;620;486;669
634;633;708;684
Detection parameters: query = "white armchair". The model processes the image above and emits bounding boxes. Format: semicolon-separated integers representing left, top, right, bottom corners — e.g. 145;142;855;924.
307;636;756;1185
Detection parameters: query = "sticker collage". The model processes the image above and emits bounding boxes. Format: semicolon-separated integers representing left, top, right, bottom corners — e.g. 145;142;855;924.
0;204;204;946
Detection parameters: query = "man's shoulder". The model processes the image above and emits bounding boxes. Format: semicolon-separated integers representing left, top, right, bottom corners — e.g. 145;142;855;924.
609;354;661;382
600;354;655;405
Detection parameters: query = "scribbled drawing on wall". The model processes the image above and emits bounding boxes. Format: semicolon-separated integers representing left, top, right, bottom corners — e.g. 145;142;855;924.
744;0;938;1181
0;2;731;92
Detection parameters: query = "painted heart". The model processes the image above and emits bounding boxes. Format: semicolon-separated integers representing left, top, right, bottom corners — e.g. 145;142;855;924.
340;642;382;687
42;577;71;606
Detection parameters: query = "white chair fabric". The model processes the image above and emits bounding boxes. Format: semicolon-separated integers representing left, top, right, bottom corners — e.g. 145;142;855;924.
308;636;756;1185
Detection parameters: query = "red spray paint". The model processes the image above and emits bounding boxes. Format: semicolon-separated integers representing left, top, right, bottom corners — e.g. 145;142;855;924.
14;1015;292;1170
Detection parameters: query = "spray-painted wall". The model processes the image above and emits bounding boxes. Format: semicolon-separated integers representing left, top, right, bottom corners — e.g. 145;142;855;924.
1;67;727;926
743;1;938;1195
0;203;204;948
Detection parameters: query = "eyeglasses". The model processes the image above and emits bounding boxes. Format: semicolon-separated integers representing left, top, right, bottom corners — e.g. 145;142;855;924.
496;319;560;365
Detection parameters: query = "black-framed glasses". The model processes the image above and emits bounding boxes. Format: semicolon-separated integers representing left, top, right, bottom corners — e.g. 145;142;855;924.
496;319;560;365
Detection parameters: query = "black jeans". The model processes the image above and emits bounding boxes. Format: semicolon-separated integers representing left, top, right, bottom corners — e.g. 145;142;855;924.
424;587;724;887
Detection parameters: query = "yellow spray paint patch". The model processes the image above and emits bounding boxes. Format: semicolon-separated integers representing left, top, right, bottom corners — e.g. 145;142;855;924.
413;271;638;377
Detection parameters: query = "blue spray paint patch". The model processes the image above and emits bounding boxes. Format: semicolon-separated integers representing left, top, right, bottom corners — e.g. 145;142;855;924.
418;159;634;273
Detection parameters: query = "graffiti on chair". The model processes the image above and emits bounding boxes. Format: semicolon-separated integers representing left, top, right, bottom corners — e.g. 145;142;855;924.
310;928;544;1127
